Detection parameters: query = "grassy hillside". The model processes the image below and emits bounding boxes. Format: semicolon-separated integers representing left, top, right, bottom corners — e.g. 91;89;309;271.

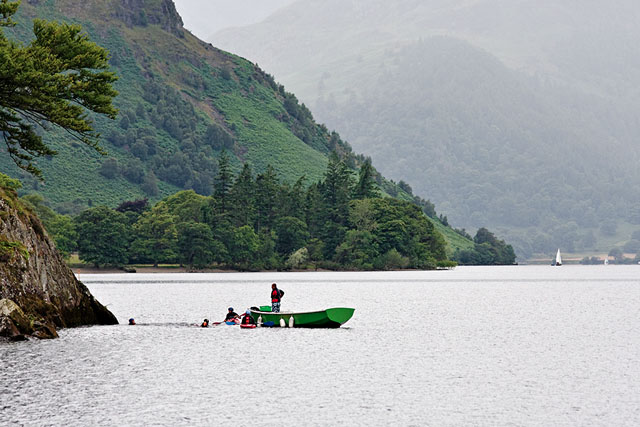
0;0;475;255
1;0;340;207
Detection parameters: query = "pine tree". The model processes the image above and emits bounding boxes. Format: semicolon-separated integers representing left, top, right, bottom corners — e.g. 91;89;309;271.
278;176;306;220
0;1;118;177
318;152;353;258
353;158;379;199
229;163;256;227
305;182;327;239
214;151;233;214
322;152;353;226
255;165;280;230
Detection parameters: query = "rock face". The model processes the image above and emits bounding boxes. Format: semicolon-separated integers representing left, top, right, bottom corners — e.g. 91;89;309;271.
0;184;117;341
113;0;185;37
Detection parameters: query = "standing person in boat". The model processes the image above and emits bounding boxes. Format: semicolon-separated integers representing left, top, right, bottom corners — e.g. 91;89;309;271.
271;283;284;313
225;307;240;322
241;310;256;326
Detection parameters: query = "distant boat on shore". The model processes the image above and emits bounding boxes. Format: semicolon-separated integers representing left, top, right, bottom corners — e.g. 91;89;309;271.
552;249;562;266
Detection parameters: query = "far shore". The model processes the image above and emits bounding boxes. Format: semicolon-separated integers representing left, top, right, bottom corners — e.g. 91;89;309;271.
72;266;270;274
71;266;339;274
70;266;458;274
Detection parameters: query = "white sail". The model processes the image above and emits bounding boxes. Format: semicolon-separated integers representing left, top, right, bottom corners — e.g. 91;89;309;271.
555;249;562;266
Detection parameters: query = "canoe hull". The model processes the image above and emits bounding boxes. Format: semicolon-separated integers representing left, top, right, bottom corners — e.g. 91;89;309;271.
249;307;355;328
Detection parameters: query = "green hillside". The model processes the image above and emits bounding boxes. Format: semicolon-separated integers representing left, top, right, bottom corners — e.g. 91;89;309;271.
0;0;479;256
1;0;345;207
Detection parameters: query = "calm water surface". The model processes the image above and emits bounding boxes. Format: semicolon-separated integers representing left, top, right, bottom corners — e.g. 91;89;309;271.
1;266;639;426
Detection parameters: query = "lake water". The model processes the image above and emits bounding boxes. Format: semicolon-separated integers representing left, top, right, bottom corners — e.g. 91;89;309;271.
1;266;639;426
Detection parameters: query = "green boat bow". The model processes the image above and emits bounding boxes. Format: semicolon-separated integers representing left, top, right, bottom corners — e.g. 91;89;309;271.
249;307;355;328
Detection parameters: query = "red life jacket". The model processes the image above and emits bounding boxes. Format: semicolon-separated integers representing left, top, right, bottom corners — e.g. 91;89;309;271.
241;314;254;325
271;288;280;303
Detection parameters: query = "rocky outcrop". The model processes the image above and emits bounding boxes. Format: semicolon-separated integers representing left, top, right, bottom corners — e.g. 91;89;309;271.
0;183;117;341
113;0;185;37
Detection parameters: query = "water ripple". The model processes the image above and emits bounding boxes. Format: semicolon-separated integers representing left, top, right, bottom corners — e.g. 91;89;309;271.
1;266;639;426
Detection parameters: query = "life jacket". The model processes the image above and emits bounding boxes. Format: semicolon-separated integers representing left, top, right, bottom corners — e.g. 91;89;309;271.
241;314;254;325
201;321;208;327
271;288;280;303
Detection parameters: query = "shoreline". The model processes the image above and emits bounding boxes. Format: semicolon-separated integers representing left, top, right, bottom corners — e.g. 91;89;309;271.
70;266;457;274
72;267;261;274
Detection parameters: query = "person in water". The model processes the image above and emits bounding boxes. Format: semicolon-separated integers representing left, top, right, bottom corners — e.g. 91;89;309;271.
271;283;284;313
201;319;209;328
225;307;240;322
128;318;136;325
241;310;256;325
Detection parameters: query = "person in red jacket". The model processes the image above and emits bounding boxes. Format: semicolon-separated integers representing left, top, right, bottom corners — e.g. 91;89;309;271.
271;283;284;313
241;310;256;325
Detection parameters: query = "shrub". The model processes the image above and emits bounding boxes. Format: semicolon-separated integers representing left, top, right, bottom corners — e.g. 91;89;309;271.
0;173;22;191
374;249;410;270
285;247;308;269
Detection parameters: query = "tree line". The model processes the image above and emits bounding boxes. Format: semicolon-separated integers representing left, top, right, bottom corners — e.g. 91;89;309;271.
27;153;456;271
453;227;516;265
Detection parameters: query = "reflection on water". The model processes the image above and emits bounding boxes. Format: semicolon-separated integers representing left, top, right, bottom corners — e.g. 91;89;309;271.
1;266;639;426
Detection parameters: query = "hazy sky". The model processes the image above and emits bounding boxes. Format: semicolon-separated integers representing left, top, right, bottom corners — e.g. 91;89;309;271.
172;0;295;40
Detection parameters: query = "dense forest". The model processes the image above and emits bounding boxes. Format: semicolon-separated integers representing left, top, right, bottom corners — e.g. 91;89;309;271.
17;155;449;270
15;153;515;270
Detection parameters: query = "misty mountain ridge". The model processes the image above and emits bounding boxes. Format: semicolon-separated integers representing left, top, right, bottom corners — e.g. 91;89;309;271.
214;0;640;99
212;0;640;258
173;0;295;38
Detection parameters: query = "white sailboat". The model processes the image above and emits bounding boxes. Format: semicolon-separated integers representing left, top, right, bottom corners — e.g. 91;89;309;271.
552;249;562;266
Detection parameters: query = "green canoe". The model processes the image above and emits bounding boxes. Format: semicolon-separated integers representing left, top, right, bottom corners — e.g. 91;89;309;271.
249;307;355;328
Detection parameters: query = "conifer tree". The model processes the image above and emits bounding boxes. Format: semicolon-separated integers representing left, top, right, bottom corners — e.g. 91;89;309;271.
229;163;256;227
277;176;306;220
353;158;379;199
305;182;327;239
214;151;233;214
318;152;353;258
0;1;118;177
322;152;353;226
255;165;280;230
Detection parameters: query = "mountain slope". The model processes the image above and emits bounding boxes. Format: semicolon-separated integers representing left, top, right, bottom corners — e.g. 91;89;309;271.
1;0;343;208
212;0;640;258
0;0;475;255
